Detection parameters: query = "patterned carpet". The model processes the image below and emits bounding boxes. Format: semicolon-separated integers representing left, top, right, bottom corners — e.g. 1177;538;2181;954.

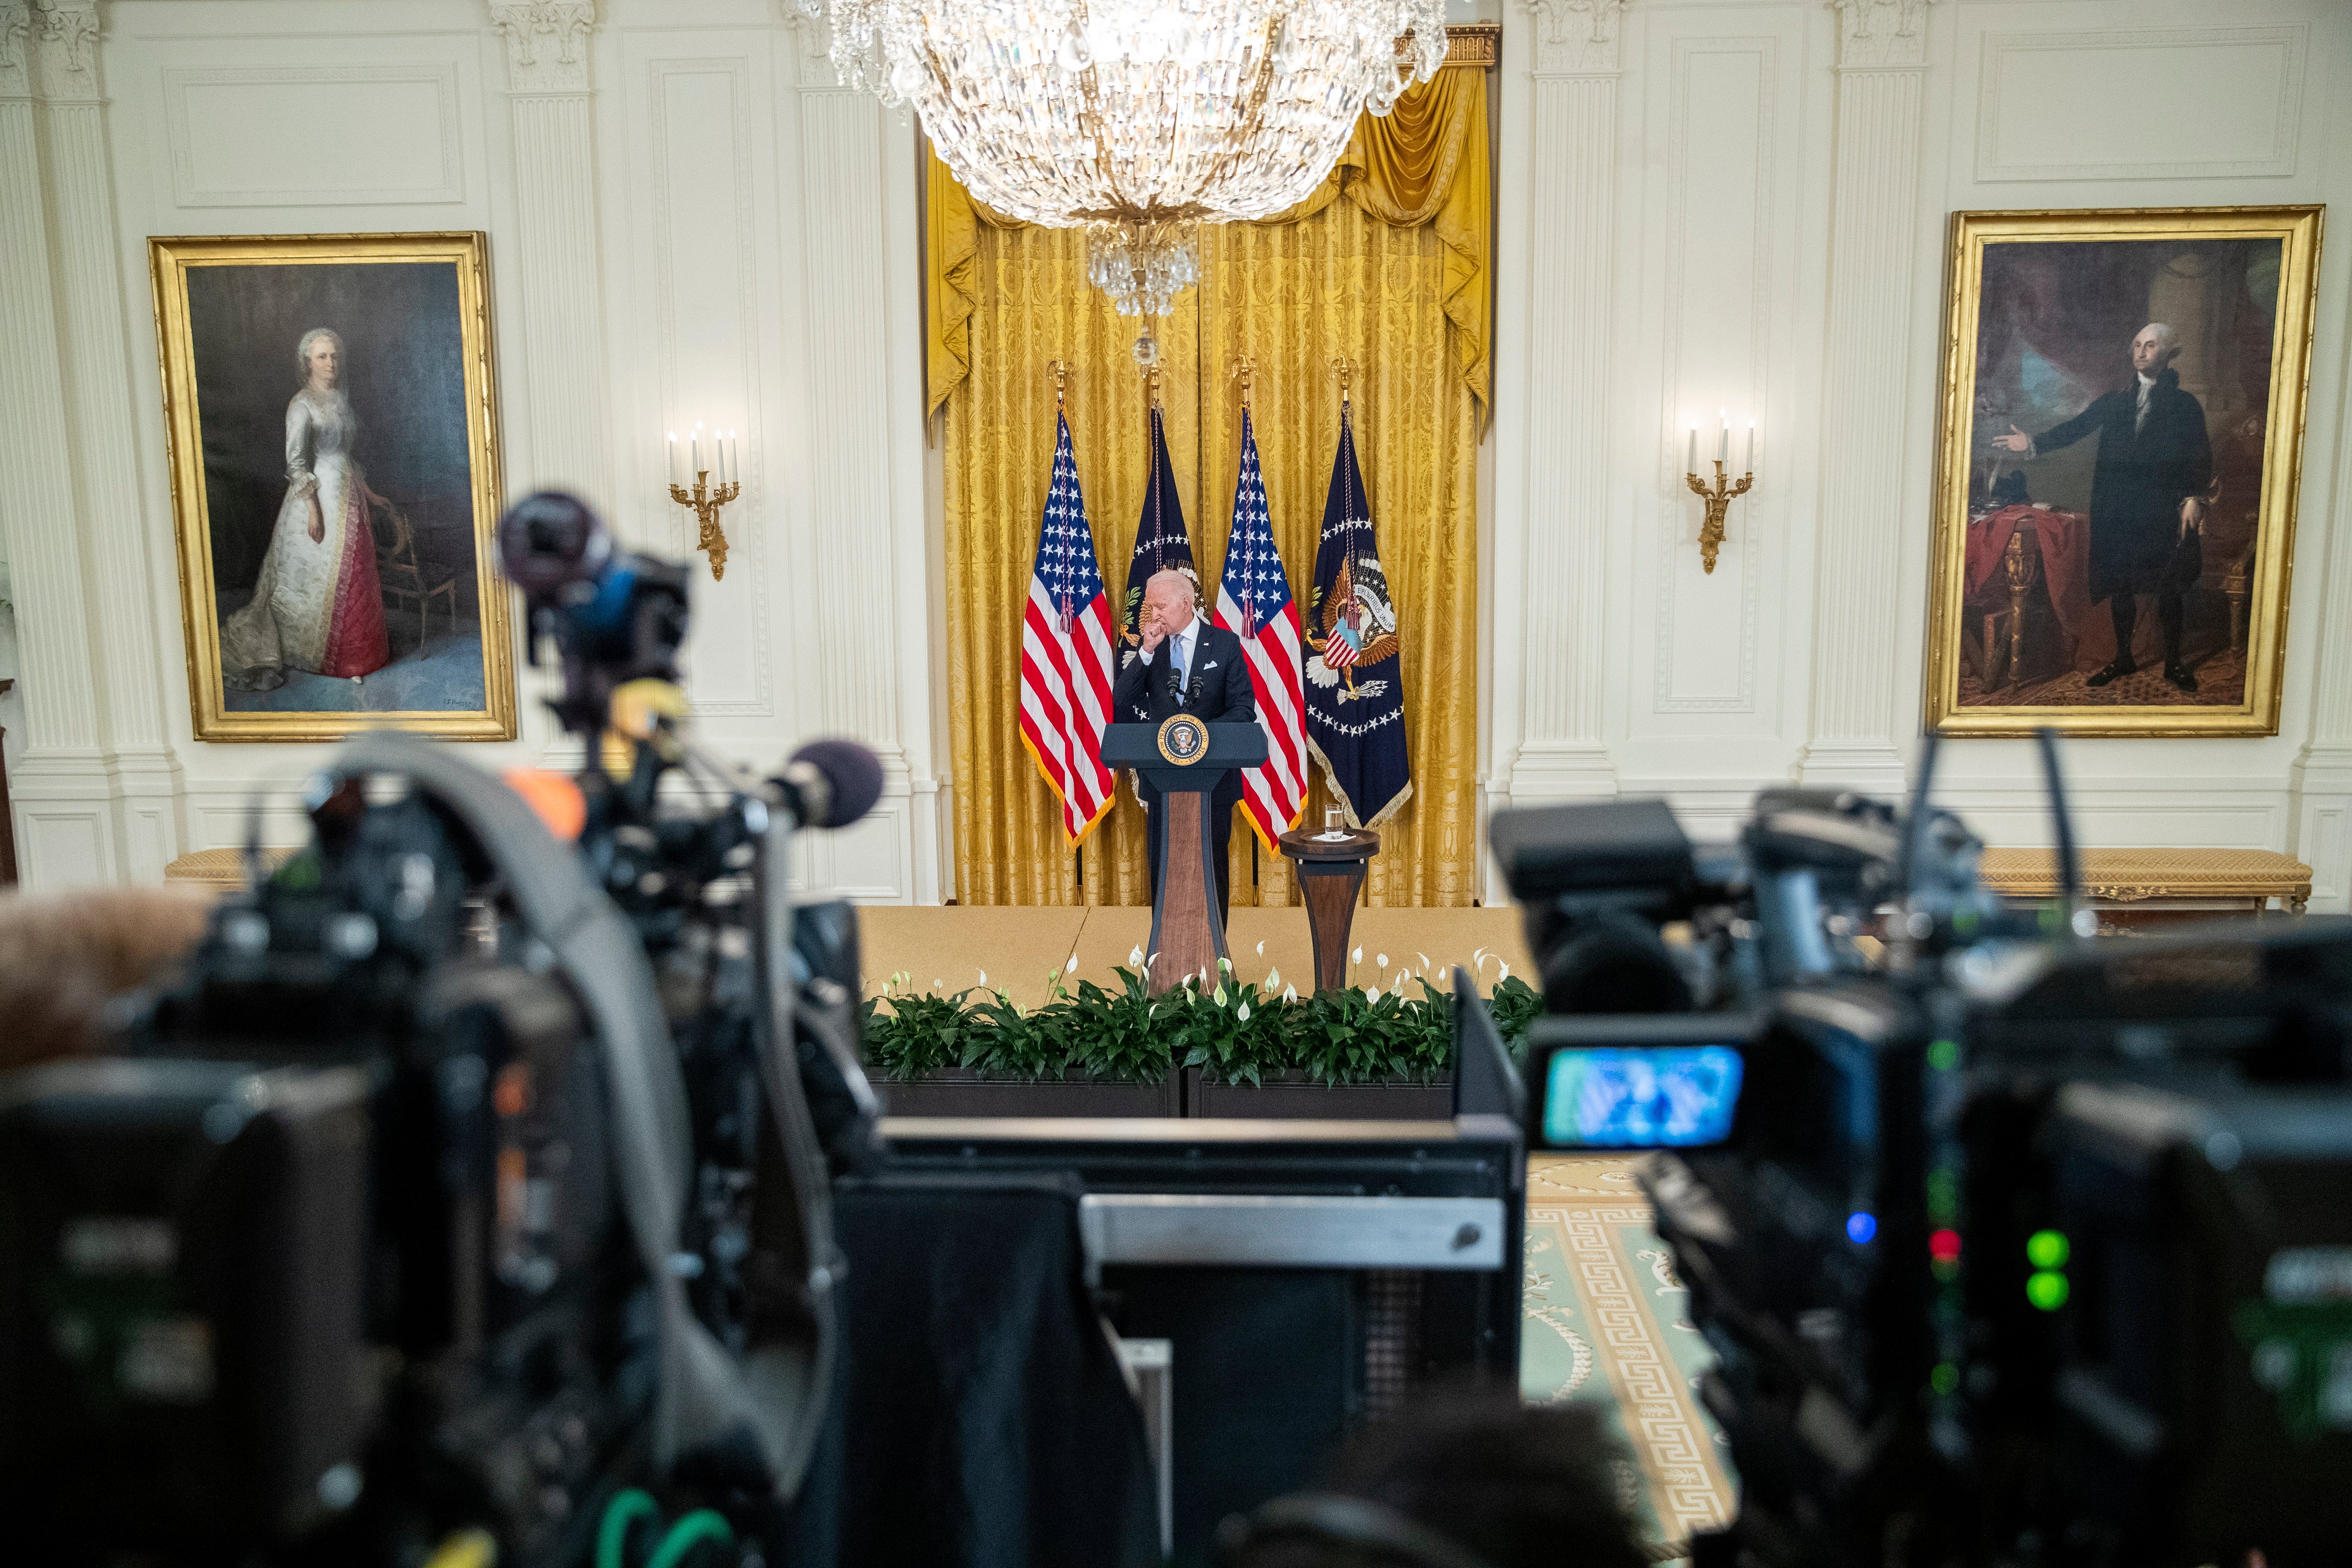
1521;1156;1737;1555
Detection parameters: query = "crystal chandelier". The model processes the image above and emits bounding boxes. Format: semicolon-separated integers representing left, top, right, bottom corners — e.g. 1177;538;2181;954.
802;0;1449;324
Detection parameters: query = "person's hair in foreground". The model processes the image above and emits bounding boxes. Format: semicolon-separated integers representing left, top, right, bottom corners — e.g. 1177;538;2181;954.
1216;1393;1654;1568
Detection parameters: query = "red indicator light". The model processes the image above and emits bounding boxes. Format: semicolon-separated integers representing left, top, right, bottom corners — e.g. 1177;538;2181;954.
1929;1229;1963;1264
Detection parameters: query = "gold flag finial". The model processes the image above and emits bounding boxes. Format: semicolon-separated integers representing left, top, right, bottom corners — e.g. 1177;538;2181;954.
1231;355;1258;410
1331;356;1355;407
1048;358;1069;409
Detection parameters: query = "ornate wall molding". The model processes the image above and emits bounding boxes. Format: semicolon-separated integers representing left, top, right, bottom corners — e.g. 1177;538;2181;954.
1832;0;1928;72
2;1;99;101
491;0;594;94
0;6;33;99
1527;0;1625;77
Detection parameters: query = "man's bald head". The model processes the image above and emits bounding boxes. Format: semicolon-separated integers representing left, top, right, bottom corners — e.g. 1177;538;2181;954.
1147;568;1198;610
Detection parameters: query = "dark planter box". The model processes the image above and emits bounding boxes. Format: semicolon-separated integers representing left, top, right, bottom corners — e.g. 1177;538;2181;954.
1184;1067;1454;1121
877;1067;1181;1119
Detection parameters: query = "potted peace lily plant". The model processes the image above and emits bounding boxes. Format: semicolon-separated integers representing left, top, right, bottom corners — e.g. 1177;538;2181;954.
862;950;1540;1121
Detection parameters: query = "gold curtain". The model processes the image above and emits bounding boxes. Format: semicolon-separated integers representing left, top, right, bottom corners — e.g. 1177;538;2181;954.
937;65;1488;910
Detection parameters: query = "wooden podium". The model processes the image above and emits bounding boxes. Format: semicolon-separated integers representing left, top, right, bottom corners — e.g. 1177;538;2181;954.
1100;719;1268;993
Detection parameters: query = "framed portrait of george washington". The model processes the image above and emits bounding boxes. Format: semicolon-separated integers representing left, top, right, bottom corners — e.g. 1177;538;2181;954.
1926;206;2322;737
151;232;515;741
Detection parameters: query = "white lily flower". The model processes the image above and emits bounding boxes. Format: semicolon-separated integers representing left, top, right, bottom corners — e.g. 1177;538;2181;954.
1236;1000;1251;1022
1068;955;1079;972
1418;952;1430;974
1256;940;1265;956
1366;986;1382;1004
977;969;987;986
1219;957;1231;972
1283;984;1298;1002
1351;946;1362;964
1377;953;1388;970
1214;984;1228;1005
1130;945;1145;966
1265;968;1280;990
1499;961;1510;980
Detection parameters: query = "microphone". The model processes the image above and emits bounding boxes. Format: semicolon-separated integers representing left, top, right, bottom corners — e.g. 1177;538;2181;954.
775;738;884;829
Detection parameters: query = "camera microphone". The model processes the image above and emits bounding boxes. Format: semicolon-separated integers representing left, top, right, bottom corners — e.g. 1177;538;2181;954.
775;738;884;829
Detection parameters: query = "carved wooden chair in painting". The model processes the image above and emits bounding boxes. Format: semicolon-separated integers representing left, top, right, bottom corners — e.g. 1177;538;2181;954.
374;496;460;657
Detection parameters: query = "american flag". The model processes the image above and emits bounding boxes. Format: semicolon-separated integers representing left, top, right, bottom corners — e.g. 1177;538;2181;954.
1019;412;1118;843
1213;409;1306;848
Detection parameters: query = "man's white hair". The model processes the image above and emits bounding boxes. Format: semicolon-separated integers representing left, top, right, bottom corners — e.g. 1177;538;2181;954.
2138;322;2178;361
1146;567;1197;608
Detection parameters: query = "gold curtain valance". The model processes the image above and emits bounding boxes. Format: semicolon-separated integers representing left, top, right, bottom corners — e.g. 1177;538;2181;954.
924;59;1492;428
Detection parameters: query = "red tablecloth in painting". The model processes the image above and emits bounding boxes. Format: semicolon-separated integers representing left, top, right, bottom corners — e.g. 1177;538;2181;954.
1964;504;2113;671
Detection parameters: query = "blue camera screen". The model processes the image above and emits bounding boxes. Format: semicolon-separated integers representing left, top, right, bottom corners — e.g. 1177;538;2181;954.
1540;1045;1745;1148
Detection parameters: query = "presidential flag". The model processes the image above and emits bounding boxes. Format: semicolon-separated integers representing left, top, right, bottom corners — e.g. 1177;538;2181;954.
1122;403;1197;645
1018;411;1118;843
1304;404;1411;828
1213;408;1305;849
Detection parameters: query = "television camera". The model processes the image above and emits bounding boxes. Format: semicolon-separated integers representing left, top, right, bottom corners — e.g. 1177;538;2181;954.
0;492;883;1568
1495;736;2352;1568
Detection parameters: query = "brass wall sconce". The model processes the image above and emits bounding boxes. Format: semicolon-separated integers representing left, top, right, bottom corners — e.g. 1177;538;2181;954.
1683;409;1755;575
666;420;740;581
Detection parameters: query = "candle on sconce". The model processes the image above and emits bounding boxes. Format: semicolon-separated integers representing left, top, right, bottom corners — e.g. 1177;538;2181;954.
668;431;681;487
1686;423;1698;475
1718;408;1729;464
726;430;738;487
694;423;706;479
1746;420;1756;474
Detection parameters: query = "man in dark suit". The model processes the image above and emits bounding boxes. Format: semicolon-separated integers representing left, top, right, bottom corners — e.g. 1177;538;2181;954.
1112;568;1255;924
1995;321;2214;691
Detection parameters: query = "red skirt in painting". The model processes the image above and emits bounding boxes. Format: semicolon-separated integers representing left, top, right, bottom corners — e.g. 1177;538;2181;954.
321;483;390;677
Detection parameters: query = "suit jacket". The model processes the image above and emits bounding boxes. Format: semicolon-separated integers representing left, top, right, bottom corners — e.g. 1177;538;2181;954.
1111;618;1256;808
2033;368;2212;602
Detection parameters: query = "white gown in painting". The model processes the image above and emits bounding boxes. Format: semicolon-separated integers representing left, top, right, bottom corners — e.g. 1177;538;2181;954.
220;380;389;687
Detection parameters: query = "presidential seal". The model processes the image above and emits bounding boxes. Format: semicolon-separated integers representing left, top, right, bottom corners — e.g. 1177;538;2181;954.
1157;712;1210;766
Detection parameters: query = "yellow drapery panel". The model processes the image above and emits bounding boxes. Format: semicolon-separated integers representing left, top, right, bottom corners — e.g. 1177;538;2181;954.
937;68;1486;913
926;64;1489;427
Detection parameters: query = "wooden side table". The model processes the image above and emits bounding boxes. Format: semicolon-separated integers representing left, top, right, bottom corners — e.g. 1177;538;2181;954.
1277;828;1380;992
1978;847;2311;933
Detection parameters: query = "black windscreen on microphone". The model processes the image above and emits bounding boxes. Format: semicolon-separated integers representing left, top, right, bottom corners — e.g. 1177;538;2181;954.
779;739;884;828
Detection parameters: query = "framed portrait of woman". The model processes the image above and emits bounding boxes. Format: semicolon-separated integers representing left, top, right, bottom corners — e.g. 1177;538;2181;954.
1926;206;2322;737
150;232;516;741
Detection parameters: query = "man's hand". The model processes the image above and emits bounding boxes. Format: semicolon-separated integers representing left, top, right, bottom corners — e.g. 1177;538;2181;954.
1992;423;2034;454
2179;496;2207;538
1139;606;1167;658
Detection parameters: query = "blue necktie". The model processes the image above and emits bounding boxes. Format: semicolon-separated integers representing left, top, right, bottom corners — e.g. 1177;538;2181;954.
1170;635;1186;700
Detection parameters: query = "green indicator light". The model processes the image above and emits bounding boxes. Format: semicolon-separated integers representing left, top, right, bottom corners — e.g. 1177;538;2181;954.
1928;1039;1960;1072
1953;909;1980;935
1931;1363;1960;1396
2026;1271;2070;1311
1932;1257;1961;1283
2025;1229;2070;1270
2038;905;2064;932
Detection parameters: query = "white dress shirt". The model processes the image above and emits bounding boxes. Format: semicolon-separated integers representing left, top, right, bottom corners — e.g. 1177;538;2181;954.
2134;371;2156;432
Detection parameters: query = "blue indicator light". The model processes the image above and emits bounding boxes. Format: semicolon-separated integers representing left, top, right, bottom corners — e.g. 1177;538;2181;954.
1847;1212;1878;1245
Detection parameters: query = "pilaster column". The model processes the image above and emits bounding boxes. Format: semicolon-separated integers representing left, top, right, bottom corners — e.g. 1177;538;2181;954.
0;1;122;885
2289;344;2352;910
1798;0;1932;794
788;13;935;900
38;0;182;877
1500;0;1625;805
490;2;611;511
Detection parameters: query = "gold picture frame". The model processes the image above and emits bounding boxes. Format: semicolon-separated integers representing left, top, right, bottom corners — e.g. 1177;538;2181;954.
151;231;516;741
1926;206;2322;736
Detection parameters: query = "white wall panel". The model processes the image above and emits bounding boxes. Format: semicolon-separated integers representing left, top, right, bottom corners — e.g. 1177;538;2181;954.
1974;26;2305;183
165;63;466;205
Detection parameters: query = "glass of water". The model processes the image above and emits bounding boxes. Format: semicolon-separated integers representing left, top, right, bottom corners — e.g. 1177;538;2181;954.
1325;807;1346;836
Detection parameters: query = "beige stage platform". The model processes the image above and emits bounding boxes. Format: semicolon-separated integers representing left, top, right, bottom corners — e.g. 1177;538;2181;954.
856;903;1534;1006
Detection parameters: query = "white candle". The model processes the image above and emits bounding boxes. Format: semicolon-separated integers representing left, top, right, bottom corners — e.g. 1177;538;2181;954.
1746;420;1756;473
692;423;703;478
726;430;738;486
668;432;680;487
1686;424;1697;474
1718;409;1729;463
